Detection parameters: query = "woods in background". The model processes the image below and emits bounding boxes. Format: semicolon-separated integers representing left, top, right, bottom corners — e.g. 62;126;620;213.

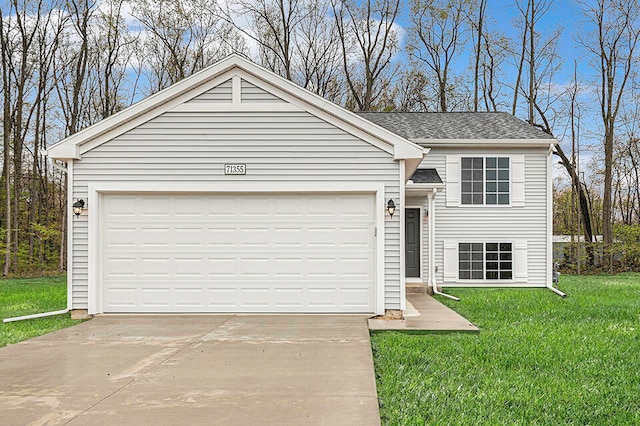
1;0;639;275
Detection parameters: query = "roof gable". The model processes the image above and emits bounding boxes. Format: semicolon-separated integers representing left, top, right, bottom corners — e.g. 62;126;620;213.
46;55;423;167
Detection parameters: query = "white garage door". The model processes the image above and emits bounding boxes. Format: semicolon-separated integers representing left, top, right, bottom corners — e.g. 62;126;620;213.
101;193;376;313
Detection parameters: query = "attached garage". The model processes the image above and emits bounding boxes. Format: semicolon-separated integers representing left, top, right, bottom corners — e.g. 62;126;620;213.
47;55;424;316
101;192;376;313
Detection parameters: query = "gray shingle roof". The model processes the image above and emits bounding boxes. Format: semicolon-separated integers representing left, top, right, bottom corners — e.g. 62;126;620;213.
410;168;442;184
356;112;552;141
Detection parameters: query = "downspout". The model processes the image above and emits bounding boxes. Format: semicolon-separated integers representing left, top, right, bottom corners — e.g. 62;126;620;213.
3;160;72;323
547;284;566;297
428;188;459;301
3;308;70;323
546;142;566;298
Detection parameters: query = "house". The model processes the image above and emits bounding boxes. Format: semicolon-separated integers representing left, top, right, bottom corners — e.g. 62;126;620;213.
46;55;558;317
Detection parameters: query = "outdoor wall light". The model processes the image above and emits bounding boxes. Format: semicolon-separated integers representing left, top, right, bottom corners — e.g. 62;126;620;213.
73;199;85;217
387;199;396;218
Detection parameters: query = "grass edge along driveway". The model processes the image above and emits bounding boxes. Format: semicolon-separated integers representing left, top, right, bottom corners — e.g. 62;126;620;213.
0;276;77;347
372;273;640;425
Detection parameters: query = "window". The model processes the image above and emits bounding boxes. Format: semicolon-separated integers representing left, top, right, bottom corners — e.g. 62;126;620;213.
461;157;510;205
458;243;484;279
459;242;513;280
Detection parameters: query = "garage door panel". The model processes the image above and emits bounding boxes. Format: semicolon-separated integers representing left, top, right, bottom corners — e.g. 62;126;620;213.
102;193;375;313
174;233;205;249
208;258;237;277
139;197;171;217
239;227;271;247
342;227;374;247
103;281;375;313
140;288;170;308
140;258;170;277
105;253;374;280
140;228;170;247
207;228;236;247
174;288;205;307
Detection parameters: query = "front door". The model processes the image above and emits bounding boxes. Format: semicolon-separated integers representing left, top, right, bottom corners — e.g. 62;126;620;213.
405;208;421;278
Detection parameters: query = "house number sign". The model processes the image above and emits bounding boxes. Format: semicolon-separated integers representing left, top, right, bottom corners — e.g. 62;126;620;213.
225;164;246;175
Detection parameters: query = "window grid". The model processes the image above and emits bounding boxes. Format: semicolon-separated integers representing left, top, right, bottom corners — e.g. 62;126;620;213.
485;242;513;280
461;157;484;205
459;242;513;280
461;157;510;205
485;157;510;205
458;243;484;280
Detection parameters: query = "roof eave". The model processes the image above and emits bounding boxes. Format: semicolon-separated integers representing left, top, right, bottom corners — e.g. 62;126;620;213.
410;138;558;148
405;182;445;197
45;144;80;160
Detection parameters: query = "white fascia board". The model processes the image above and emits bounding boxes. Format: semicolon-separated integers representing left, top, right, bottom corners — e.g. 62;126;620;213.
410;138;557;148
46;55;245;160
401;148;429;181
405;183;445;197
78;71;240;155
47;53;424;162
45;144;79;161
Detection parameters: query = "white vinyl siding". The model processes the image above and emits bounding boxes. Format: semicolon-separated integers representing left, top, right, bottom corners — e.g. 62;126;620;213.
186;79;232;103
241;79;286;103
71;110;401;310
420;148;548;287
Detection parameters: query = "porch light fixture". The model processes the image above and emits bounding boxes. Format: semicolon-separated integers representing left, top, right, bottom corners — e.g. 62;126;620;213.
72;199;85;217
387;199;396;218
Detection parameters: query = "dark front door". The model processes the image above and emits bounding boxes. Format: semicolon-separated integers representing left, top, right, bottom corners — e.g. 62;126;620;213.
405;208;421;278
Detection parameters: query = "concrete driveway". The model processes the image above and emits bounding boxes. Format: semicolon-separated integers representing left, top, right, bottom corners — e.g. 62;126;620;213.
0;315;380;425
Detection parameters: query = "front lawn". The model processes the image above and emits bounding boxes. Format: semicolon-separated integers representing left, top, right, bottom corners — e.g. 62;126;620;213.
0;276;78;347
372;274;640;425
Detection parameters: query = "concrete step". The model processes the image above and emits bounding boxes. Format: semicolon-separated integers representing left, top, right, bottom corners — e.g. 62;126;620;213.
406;283;429;294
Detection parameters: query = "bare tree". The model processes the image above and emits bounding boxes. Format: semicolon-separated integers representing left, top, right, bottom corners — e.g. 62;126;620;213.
294;1;343;101
579;0;640;248
331;0;400;111
28;4;65;260
408;0;468;112
2;0;50;269
132;0;244;92
510;0;554;121
0;2;12;275
471;0;486;111
228;0;309;80
390;67;431;111
479;31;509;111
92;0;137;119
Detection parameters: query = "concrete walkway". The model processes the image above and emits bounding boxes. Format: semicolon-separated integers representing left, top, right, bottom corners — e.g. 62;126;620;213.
0;315;380;426
368;294;479;332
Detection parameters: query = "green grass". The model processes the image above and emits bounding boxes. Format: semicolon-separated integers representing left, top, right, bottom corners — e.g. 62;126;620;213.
0;276;79;347
372;273;640;425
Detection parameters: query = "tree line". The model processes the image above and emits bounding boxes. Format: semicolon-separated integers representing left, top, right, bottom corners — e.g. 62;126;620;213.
1;0;639;275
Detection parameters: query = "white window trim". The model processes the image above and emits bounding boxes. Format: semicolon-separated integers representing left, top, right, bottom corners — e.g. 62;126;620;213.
455;240;516;283
87;182;386;316
459;156;513;208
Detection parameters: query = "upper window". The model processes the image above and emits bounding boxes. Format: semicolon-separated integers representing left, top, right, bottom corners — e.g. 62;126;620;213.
461;157;510;205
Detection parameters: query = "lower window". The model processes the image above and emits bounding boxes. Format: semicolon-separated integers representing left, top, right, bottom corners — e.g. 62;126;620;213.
459;242;513;280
